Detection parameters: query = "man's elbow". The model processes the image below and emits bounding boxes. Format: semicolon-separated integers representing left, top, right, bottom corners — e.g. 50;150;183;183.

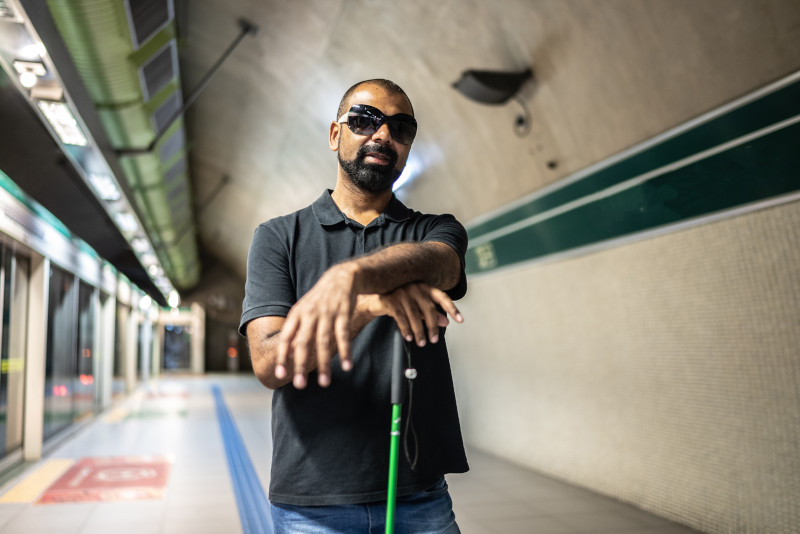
254;369;288;390
251;355;288;390
433;244;463;291
258;375;286;390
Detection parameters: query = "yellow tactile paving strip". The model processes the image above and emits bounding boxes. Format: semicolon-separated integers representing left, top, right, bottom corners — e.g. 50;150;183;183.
102;390;145;423
0;459;75;503
102;406;129;423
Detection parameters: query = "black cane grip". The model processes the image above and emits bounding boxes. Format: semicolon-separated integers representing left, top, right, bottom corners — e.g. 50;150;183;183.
390;331;406;405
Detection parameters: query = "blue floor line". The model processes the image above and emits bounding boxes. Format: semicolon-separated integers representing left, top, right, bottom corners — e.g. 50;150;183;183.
212;385;273;534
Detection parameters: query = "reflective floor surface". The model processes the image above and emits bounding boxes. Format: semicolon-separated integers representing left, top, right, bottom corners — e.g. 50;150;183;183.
0;375;700;534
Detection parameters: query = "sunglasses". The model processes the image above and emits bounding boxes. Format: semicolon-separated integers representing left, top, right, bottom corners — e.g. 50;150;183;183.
337;104;417;145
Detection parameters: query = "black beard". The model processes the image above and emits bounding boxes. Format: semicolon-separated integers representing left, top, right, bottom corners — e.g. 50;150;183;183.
338;144;401;193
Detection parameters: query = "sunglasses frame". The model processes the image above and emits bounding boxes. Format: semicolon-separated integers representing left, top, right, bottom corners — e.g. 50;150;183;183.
337;104;417;145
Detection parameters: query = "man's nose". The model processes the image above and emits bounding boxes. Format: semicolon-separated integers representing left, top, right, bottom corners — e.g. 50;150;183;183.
370;123;393;144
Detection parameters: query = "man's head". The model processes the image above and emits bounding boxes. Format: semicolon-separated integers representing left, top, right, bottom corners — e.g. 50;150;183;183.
330;79;415;194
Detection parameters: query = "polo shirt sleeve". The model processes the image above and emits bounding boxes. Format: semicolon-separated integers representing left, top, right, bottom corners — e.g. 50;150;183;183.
239;223;296;336
421;214;468;301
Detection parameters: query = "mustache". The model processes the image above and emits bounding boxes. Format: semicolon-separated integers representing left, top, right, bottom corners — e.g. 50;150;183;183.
356;143;398;165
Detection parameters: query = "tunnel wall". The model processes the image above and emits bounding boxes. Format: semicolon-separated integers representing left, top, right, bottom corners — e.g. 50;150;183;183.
445;3;800;532
450;202;799;532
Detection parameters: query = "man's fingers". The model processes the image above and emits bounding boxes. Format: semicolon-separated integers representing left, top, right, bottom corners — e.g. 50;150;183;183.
412;286;441;343
315;317;334;387
276;315;300;378
399;292;426;346
378;297;413;342
291;322;315;389
334;314;352;371
429;287;464;323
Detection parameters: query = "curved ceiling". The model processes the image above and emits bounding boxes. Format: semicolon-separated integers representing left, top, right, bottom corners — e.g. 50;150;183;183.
4;0;800;318
178;0;800;287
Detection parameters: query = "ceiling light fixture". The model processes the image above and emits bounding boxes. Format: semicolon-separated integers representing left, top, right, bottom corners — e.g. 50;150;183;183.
0;0;177;306
36;100;88;146
12;59;46;76
131;237;150;253
114;212;139;233
155;276;171;291
19;42;47;60
19;70;36;88
88;173;121;201
140;253;158;266
13;59;45;89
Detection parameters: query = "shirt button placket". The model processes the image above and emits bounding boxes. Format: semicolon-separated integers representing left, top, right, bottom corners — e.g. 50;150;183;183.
357;228;365;255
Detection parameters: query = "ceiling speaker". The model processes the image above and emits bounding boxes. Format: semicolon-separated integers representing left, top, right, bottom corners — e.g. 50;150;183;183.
452;68;532;104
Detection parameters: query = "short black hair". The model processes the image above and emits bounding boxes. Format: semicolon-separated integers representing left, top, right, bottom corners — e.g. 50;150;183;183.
336;79;414;119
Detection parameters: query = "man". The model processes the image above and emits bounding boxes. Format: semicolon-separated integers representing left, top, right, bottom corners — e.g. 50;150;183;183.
240;79;468;533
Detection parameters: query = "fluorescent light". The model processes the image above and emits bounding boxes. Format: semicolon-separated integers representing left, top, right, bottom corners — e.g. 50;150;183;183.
140;253;157;266
147;264;162;276
131;237;150;253
155;276;171;290
167;290;180;308
20;42;47;60
88;173;121;201
114;212;138;232
36;100;88;146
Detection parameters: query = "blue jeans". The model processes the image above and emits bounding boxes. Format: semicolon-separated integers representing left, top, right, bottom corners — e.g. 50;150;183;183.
270;477;460;534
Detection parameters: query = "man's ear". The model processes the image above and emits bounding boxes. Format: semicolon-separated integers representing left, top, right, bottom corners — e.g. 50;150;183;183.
329;122;341;151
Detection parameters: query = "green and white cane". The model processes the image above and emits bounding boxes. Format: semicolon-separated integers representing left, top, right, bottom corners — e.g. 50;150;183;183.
386;331;412;534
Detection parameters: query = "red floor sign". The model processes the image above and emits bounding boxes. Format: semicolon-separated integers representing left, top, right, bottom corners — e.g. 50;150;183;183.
38;456;172;504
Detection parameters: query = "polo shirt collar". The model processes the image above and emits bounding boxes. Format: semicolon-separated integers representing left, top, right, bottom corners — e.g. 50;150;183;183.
312;189;412;226
312;190;345;226
383;194;412;222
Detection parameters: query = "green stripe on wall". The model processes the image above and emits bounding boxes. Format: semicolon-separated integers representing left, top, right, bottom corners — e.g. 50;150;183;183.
465;73;800;275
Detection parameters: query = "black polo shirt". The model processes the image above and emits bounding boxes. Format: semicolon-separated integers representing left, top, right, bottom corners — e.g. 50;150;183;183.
240;190;469;506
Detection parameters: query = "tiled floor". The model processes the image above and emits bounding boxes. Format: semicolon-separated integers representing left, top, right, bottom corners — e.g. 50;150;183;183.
0;375;701;533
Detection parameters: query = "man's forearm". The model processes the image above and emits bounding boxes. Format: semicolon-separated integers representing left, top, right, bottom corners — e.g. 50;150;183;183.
273;241;463;389
346;241;461;295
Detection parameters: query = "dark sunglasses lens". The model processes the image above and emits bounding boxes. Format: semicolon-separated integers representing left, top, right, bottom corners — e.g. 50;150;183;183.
347;106;416;144
348;114;378;135
388;121;417;144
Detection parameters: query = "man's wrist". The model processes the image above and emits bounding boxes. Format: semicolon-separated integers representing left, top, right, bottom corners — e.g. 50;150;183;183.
335;260;364;293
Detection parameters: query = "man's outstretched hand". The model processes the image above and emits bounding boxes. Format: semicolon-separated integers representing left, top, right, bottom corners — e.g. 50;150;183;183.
275;263;463;389
362;282;463;347
276;263;358;389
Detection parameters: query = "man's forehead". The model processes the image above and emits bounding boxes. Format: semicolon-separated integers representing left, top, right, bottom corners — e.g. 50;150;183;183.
346;84;413;114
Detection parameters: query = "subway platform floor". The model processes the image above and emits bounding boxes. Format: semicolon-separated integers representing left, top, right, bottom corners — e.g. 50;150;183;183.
0;375;700;534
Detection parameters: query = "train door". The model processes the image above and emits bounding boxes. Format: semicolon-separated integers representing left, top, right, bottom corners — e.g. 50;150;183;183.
43;265;77;440
113;302;128;401
74;281;95;421
0;244;29;461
